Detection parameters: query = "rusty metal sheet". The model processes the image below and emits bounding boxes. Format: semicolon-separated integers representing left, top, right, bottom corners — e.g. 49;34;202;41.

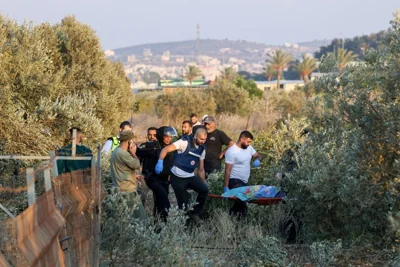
16;190;65;267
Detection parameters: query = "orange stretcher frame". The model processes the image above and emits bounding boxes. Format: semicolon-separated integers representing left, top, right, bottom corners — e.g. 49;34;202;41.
207;194;283;206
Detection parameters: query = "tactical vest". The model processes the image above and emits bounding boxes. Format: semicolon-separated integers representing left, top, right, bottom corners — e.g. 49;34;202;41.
108;137;120;152
173;135;205;173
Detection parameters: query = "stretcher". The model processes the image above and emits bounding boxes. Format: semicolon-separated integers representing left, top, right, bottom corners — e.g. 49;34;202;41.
207;194;283;206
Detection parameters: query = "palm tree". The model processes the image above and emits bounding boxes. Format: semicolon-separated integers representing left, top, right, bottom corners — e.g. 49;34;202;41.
182;65;202;85
335;48;357;72
266;49;293;90
295;54;317;84
220;67;237;81
263;64;275;81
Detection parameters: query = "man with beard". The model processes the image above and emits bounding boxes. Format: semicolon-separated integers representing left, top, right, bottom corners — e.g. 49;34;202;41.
181;120;193;136
203;115;234;176
137;126;159;206
136;126;177;222
190;113;201;127
223;131;262;218
155;128;208;224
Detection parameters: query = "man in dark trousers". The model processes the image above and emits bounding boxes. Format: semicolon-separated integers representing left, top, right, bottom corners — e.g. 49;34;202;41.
137;126;177;222
224;131;262;218
203;116;234;176
155;128;208;224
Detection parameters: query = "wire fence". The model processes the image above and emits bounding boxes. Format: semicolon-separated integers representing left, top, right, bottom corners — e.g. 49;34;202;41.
0;144;102;267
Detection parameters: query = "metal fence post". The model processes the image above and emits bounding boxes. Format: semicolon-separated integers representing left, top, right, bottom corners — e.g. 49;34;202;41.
43;161;52;192
26;168;35;206
49;151;58;178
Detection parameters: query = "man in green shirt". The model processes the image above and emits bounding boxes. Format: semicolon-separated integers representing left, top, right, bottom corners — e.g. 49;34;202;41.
110;130;146;222
56;127;92;174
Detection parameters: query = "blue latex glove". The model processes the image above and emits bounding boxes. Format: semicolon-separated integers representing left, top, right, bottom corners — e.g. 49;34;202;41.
223;187;230;193
155;160;164;174
253;159;261;168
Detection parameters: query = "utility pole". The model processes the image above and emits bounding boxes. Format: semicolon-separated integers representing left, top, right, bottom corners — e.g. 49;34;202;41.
195;24;200;62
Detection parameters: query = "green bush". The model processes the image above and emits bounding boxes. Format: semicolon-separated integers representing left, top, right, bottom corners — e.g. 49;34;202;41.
0;15;132;155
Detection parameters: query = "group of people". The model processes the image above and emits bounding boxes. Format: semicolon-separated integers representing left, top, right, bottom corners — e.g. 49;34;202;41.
106;113;263;224
59;113;263;225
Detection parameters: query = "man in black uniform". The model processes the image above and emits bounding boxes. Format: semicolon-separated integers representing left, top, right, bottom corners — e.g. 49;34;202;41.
203;116;234;176
136;126;177;222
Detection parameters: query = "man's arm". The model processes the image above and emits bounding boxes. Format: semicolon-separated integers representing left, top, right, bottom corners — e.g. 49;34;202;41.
198;159;206;182
101;140;112;154
252;152;262;161
219;140;234;159
224;163;233;188
159;144;178;160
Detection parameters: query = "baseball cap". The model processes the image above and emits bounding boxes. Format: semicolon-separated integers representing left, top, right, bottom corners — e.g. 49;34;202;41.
203;115;216;124
119;130;134;142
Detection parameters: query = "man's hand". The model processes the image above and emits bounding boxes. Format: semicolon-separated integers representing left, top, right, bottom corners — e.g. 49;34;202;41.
155;160;164;174
218;152;225;160
253;159;261;168
136;174;144;180
129;142;137;155
223;187;230;193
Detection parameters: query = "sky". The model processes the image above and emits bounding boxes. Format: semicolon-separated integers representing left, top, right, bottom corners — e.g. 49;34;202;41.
1;0;398;50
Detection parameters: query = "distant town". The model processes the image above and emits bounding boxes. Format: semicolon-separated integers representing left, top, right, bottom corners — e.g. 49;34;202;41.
104;38;331;89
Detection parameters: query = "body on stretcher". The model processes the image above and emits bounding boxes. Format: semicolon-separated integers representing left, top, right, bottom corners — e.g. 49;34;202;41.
207;185;284;206
207;194;283;205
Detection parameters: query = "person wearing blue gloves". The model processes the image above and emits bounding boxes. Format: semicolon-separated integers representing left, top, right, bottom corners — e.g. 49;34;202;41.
156;127;209;224
223;130;262;218
137;126;177;223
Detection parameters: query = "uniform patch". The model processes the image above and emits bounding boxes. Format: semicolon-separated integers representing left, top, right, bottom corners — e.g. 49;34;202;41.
190;160;195;165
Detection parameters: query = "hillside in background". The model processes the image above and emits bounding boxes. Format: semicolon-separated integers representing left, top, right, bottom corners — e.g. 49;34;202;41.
112;38;331;64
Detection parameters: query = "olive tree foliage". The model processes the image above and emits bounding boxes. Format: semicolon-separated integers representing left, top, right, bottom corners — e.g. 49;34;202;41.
154;90;216;125
0;15;132;154
207;79;251;116
283;13;400;245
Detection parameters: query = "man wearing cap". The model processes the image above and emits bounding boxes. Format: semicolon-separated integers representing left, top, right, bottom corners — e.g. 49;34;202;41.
203;115;234;176
110;130;146;222
102;121;132;155
155;128;208;224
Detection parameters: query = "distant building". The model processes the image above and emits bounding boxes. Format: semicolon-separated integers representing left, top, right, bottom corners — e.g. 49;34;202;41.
310;72;329;81
175;56;185;63
255;80;305;91
104;50;115;57
161;51;170;61
143;48;152;58
127;55;136;63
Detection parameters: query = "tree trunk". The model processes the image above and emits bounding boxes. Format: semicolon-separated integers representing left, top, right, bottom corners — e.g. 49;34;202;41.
277;73;281;90
304;75;309;84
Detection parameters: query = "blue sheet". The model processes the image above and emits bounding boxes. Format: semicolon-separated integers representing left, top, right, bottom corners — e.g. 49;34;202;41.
221;185;280;201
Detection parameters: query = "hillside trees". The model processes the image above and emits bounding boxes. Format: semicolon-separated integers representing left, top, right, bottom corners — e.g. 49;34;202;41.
0;15;132;154
181;65;202;85
266;49;293;90
295;54;317;83
283;13;400;245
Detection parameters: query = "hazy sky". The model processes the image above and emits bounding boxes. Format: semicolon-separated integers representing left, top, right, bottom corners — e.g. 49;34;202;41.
1;0;398;49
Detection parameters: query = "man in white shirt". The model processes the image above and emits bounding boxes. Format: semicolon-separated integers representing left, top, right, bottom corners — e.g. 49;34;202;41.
224;130;262;218
190;113;202;126
155;128;208;223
